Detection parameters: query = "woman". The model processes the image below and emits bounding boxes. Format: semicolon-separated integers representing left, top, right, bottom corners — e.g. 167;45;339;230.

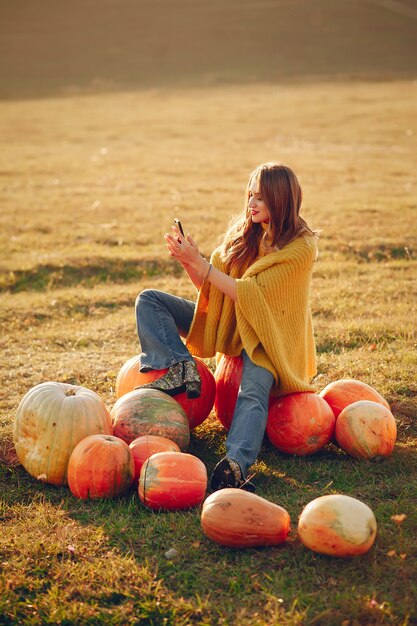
135;162;318;491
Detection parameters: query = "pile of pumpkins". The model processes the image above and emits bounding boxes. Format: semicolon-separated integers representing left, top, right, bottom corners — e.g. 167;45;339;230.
13;353;396;558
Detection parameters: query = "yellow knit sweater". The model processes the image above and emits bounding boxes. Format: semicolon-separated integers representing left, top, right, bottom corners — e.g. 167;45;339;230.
186;235;318;397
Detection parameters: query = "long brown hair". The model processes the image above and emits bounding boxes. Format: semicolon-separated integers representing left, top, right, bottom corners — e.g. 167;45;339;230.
219;162;317;272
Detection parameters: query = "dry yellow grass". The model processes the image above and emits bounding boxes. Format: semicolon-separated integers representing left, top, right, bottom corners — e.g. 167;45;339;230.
1;79;415;415
0;79;416;624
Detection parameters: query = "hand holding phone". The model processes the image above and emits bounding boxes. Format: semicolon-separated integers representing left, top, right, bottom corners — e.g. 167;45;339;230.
174;218;185;237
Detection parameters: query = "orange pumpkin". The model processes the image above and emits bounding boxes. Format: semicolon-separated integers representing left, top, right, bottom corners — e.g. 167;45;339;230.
335;400;397;459
13;382;112;486
201;488;291;548
129;435;180;484
139;451;207;510
115;355;215;429
111;388;190;450
214;354;242;430
68;434;134;499
319;378;390;418
298;494;377;557
266;392;335;455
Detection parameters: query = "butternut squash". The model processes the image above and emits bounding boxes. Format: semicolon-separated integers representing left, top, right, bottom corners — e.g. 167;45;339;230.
201;488;291;548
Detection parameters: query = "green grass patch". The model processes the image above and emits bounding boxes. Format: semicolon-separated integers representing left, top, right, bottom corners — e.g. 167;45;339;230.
339;243;414;263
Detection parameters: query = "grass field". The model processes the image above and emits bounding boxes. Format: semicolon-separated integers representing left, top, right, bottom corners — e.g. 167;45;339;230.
1;1;417;624
1;78;416;626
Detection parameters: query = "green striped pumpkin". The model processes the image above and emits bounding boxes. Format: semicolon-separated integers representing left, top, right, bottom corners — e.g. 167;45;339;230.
110;388;190;451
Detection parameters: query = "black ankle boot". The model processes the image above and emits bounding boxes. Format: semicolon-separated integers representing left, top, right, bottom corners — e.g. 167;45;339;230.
183;360;201;399
210;457;256;492
135;362;186;397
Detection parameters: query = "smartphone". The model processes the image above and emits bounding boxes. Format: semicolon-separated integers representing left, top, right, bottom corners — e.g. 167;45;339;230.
174;218;185;237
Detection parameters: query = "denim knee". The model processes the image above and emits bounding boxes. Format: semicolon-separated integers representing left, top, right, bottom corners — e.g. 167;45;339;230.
135;288;158;313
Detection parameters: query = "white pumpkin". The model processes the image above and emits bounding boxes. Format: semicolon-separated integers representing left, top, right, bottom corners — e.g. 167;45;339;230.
14;382;112;486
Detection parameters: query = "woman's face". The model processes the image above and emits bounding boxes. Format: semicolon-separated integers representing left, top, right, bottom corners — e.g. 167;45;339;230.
248;176;270;223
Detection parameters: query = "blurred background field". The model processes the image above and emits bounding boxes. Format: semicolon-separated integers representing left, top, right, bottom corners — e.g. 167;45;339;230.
1;0;417;98
0;1;416;624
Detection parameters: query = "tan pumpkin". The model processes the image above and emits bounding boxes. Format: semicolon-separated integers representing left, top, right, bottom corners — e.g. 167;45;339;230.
298;494;377;557
13;382;112;486
201;488;291;548
335;400;397;459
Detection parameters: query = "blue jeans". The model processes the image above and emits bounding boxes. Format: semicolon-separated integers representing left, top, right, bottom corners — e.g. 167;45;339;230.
135;289;274;477
135;289;196;370
226;350;274;476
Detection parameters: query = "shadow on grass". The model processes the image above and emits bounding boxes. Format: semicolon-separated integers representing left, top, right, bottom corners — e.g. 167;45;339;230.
2;240;414;296
0;257;182;293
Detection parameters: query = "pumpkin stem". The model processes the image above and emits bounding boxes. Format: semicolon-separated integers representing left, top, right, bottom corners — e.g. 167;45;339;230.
64;389;78;397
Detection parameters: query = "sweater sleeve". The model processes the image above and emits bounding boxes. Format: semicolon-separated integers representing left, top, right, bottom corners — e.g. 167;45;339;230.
235;237;317;392
187;236;317;395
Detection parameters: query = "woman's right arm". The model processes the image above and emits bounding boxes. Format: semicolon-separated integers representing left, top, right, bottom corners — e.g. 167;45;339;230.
165;228;238;300
165;227;204;289
180;260;205;291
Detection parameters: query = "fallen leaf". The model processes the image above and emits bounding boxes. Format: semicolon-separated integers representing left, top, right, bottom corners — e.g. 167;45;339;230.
387;550;396;557
391;514;407;524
